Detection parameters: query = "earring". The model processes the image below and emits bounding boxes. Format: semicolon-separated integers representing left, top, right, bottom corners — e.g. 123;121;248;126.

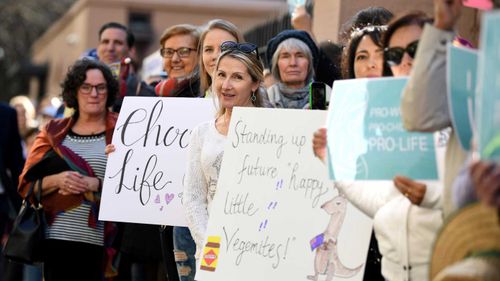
251;90;257;102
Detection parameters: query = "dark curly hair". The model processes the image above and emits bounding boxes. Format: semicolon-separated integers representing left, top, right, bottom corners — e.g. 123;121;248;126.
61;59;118;113
338;7;393;45
341;25;387;79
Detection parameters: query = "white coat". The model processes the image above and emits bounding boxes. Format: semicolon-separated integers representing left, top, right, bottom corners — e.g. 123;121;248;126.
336;180;442;281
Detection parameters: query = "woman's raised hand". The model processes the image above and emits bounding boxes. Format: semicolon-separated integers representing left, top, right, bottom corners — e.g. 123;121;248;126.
291;5;313;34
434;0;462;31
393;175;427;205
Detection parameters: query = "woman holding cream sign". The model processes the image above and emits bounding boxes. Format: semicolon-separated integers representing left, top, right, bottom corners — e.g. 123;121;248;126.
183;41;267;270
313;12;444;281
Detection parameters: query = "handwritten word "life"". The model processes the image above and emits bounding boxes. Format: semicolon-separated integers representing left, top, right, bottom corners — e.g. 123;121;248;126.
108;149;172;205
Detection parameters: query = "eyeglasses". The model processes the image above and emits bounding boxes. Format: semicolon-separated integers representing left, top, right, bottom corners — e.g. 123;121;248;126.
384;40;419;67
220;41;259;58
160;47;196;58
80;83;108;95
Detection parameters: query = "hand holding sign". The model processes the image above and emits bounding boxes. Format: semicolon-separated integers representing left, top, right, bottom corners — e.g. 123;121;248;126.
434;0;463;31
291;4;312;33
105;144;116;155
196;108;372;281
393;175;427;205
312;128;327;163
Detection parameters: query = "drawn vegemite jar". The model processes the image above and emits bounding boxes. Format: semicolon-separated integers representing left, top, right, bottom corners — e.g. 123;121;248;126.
200;236;221;272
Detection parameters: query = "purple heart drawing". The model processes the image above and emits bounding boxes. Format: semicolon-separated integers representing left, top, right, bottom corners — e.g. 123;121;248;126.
165;193;175;205
154;194;160;204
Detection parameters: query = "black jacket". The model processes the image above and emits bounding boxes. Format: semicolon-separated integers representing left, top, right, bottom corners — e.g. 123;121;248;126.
0;103;24;219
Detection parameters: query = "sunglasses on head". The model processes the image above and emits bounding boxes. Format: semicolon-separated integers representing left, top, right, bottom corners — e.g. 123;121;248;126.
220;41;259;58
384;40;419;67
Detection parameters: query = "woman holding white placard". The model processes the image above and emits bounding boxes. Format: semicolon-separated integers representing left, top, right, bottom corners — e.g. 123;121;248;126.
183;41;267;264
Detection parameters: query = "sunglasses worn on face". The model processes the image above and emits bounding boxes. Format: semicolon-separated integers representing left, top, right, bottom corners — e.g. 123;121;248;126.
220;41;259;58
80;83;107;95
384;40;419;67
160;47;196;58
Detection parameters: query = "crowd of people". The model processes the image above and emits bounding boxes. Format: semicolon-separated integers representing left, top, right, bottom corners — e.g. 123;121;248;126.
1;0;499;280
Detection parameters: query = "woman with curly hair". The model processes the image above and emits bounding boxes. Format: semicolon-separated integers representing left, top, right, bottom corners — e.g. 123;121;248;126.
18;59;119;281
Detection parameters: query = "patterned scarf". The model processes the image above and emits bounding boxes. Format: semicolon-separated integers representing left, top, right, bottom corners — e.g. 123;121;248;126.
155;69;199;97
54;143;100;227
276;82;310;109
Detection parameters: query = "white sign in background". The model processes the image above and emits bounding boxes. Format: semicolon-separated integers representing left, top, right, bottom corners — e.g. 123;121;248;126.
196;107;373;281
99;97;215;226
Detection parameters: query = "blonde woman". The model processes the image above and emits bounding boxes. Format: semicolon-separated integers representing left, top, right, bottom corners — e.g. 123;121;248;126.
184;42;267;266
199;19;243;97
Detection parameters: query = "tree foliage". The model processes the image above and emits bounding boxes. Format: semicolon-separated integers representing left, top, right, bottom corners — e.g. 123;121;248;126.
0;0;76;102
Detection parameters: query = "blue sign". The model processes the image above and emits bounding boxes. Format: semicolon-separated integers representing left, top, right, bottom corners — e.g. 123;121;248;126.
447;44;478;151
326;77;438;180
476;11;500;162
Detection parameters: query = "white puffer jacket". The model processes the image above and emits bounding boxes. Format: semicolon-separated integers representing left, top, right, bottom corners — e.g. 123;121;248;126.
335;180;443;281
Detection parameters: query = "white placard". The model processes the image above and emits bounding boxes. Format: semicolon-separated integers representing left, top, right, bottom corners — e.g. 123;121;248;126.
196;107;372;281
99;97;215;226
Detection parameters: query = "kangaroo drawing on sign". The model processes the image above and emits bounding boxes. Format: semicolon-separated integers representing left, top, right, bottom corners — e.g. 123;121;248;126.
307;192;363;281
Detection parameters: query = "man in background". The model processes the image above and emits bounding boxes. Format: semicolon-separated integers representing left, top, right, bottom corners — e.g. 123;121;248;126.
97;22;134;65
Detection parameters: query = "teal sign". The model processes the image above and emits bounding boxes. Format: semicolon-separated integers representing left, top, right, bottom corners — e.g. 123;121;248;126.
447;44;478;151
476;11;500;162
327;77;438;180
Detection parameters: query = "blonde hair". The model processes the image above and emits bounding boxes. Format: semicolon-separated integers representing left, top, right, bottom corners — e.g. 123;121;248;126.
214;50;266;118
199;19;243;94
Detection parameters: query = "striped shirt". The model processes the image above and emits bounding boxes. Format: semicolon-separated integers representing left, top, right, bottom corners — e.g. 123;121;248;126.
46;130;106;246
